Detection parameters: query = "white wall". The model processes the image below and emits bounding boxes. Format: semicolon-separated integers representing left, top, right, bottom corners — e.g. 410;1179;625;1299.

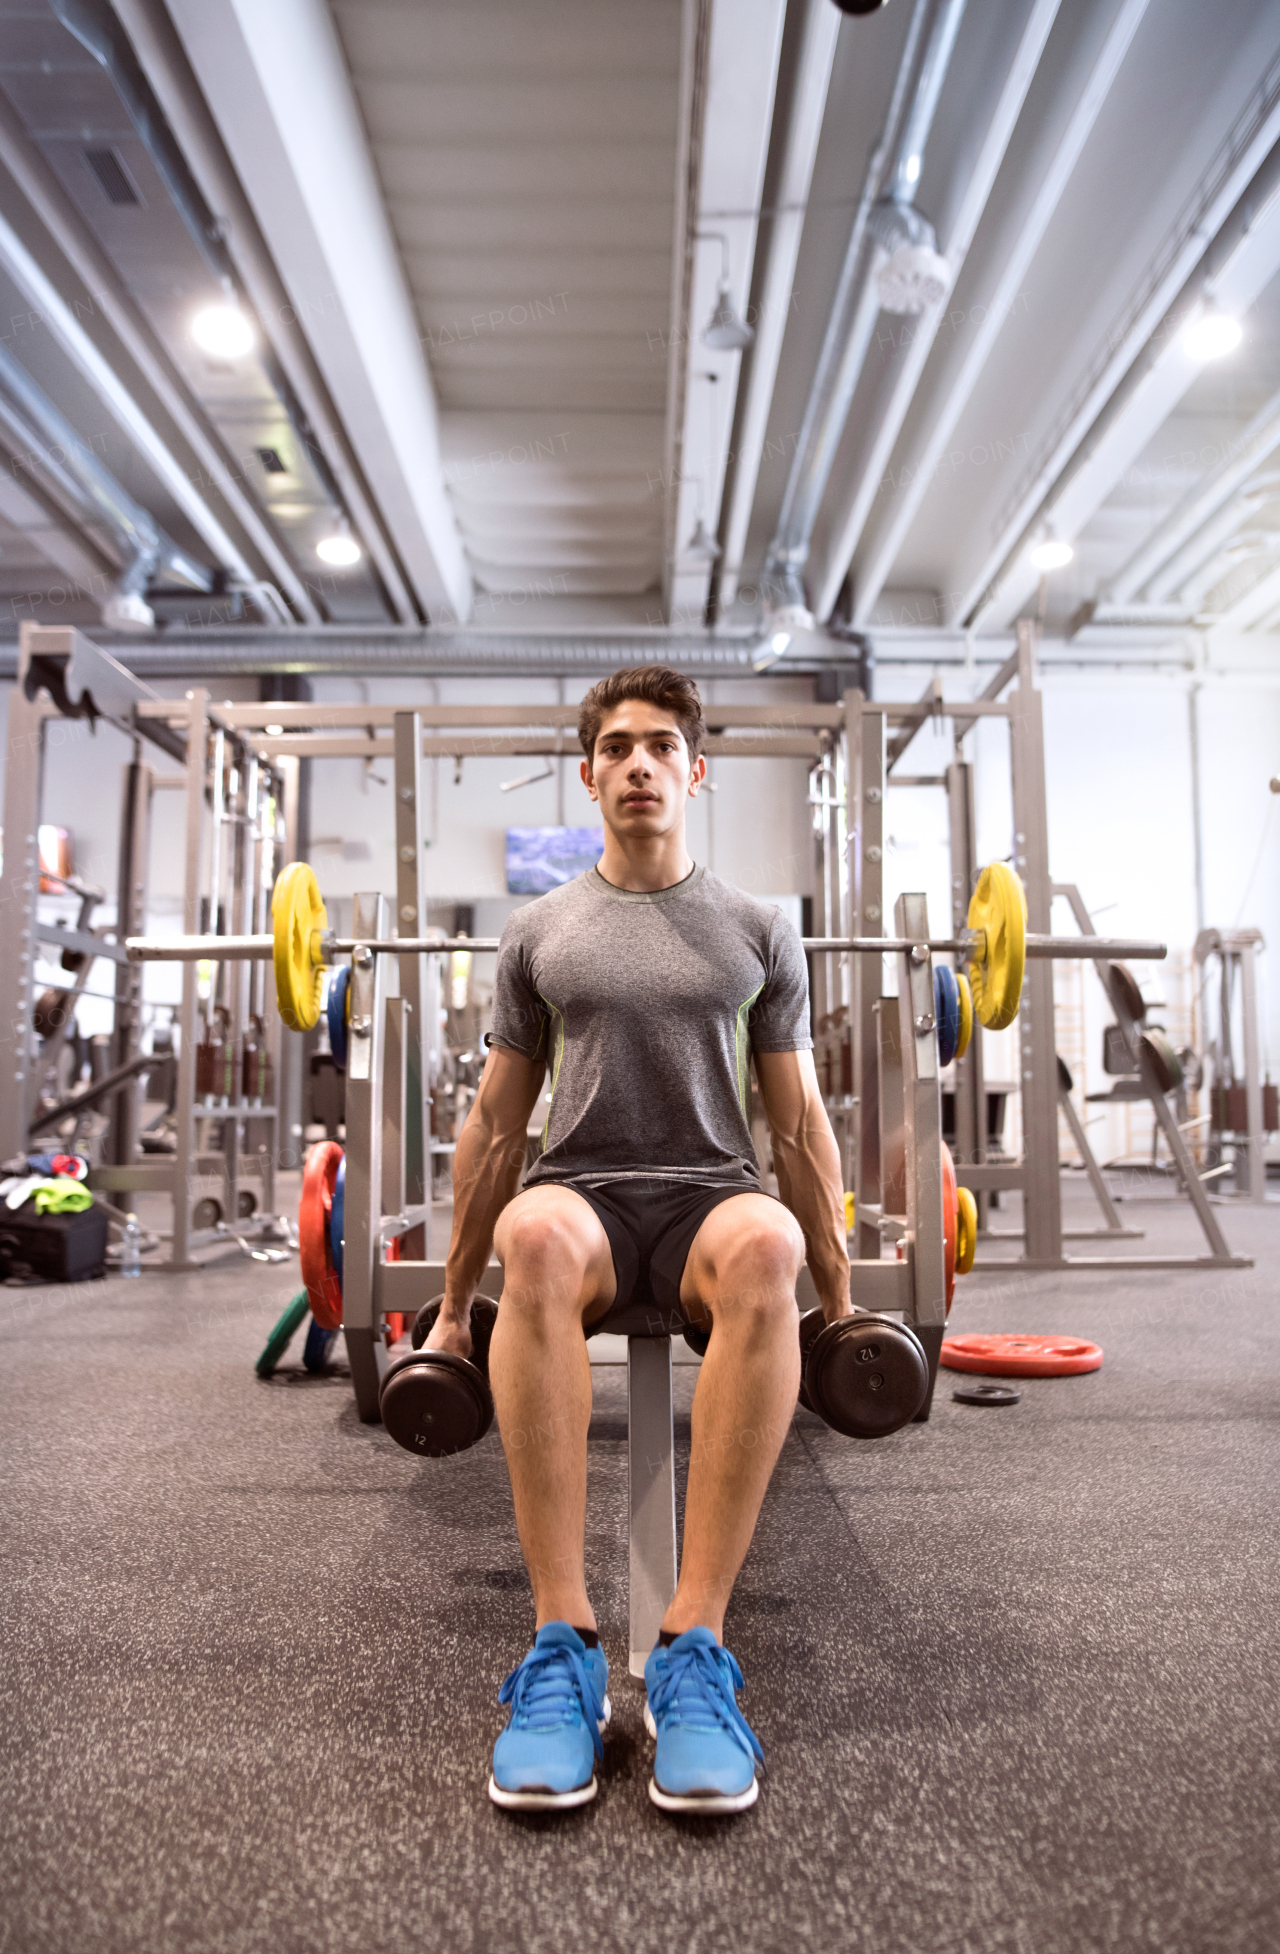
4;658;1277;1123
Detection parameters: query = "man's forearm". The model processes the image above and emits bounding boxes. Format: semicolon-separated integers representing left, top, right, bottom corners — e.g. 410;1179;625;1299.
442;1113;528;1316
771;1119;851;1317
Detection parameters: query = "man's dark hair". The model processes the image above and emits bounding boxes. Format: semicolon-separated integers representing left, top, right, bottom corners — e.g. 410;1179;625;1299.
577;666;706;766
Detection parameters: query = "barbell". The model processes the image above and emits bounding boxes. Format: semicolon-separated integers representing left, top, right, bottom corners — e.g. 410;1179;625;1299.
125;858;1167;1039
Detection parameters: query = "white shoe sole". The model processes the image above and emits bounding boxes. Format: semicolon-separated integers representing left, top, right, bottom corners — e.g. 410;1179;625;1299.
489;1774;598;1811
648;1776;759;1815
642;1697;759;1814
488;1695;611;1811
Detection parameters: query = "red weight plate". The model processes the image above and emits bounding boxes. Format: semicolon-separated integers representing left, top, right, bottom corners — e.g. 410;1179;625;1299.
939;1333;1103;1378
299;1141;344;1331
940;1142;957;1314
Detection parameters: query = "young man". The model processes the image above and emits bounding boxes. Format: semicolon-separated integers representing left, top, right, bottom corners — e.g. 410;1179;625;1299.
426;666;851;1814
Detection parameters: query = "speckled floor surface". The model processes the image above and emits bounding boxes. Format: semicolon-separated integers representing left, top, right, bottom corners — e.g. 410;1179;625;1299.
1;1182;1278;1954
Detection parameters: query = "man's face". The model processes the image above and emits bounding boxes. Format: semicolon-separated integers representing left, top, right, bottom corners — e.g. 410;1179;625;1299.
581;701;704;838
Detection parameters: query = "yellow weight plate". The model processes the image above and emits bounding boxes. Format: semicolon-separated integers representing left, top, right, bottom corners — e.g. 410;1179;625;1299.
967;862;1026;1030
273;862;328;1031
843;1191;855;1234
955;970;974;1059
955;1185;977;1275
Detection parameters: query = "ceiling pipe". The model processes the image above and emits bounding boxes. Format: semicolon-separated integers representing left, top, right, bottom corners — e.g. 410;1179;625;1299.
761;0;964;619
0;91;321;623
0;202;259;589
716;0;841;612
810;0;1066;623
0;341;211;627
61;0;413;623
847;0;1151;630
1104;382;1280;603
1150;476;1280;604
0;629;768;679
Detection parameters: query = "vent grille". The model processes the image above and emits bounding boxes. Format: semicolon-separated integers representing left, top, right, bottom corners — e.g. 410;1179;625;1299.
83;146;141;207
255;447;287;474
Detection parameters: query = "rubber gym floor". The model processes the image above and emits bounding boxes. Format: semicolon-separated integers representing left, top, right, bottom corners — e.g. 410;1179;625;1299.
1;1176;1277;1954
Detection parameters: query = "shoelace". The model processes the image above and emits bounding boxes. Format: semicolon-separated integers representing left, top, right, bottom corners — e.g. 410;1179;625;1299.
649;1643;763;1766
499;1644;604;1762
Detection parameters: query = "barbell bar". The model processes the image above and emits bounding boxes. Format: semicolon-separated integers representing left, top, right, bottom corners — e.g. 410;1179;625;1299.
125;931;1166;962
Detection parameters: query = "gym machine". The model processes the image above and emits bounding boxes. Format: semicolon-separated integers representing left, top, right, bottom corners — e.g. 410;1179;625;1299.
0;623;293;1263
1194;927;1275;1203
829;619;1249;1272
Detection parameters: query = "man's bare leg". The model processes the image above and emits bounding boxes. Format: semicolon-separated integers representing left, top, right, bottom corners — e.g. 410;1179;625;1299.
661;1194;804;1641
489;1186;616;1632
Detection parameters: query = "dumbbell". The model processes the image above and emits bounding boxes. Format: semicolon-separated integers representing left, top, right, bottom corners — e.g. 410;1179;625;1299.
378;1296;499;1456
797;1308;929;1439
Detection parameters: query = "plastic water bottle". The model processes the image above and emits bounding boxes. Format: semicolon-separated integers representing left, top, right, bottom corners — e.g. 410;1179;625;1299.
120;1213;142;1278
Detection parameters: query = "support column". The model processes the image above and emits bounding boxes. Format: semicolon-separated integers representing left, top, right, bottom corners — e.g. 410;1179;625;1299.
1010;621;1062;1265
894;891;946;1415
628;1336;677;1678
851;698;885;1263
343;891;390;1421
946;757;987;1228
172;692;208;1270
393;712;428;1256
108;757;153;1195
0;684;49;1157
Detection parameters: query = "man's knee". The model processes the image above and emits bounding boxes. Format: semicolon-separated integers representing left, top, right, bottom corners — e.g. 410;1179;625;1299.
494;1206;586;1321
710;1213;804;1328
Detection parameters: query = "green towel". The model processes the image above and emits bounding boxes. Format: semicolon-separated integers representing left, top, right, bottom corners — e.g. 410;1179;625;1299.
32;1176;93;1214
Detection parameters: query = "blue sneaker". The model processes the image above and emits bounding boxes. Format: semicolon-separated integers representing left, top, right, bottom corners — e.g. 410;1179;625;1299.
643;1627;763;1814
489;1623;611;1810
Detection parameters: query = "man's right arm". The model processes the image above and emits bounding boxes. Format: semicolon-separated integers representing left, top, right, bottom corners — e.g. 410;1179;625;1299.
429;1044;545;1355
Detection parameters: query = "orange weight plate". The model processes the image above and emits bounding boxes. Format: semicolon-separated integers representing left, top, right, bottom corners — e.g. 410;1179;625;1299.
299;1140;344;1331
939;1333;1102;1378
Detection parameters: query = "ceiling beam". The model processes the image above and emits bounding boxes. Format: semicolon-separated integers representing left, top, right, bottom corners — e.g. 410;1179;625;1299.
164;0;473;621
663;0;787;623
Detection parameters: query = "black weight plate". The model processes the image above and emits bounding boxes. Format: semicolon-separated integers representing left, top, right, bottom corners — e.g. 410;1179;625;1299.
410;1294;498;1377
1056;1054;1073;1094
1107;962;1146;1024
1141;1027;1182;1094
952;1382;1021;1407
797;1307;826;1413
804;1312;929;1440
379;1350;494;1456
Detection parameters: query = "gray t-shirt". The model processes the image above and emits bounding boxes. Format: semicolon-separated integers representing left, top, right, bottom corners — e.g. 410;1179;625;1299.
487;864;812;1189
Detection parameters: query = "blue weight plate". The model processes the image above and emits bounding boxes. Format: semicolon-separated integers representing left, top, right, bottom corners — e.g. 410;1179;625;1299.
327;965;352;1072
934;965;960;1067
330;1153;345;1288
302;1318;340;1373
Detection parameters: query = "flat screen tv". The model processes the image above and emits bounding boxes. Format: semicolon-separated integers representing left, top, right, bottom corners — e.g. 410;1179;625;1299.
506;826;603;895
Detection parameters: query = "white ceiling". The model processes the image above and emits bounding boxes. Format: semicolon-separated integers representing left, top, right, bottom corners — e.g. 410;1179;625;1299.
0;0;1279;658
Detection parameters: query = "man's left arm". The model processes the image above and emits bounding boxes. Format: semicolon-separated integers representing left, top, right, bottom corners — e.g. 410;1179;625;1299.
754;1048;851;1323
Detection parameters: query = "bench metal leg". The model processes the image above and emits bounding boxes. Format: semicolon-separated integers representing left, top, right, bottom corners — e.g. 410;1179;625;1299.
627;1336;677;1679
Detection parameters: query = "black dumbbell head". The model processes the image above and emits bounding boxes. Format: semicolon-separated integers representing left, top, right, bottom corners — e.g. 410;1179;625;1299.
799;1309;930;1439
410;1294;498;1375
379;1349;494;1457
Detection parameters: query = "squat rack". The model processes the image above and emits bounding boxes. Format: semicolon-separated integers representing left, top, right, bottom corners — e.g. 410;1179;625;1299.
835;620;1248;1272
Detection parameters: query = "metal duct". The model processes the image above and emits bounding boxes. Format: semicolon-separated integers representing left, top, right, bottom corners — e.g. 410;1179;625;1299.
762;0;965;611
0;629;772;680
48;0;371;609
0;340;211;626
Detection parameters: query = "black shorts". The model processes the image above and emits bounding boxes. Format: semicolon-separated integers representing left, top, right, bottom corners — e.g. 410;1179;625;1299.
563;1177;755;1340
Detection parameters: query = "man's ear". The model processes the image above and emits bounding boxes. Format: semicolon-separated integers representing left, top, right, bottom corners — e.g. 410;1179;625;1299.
580;757;598;803
687;753;707;798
